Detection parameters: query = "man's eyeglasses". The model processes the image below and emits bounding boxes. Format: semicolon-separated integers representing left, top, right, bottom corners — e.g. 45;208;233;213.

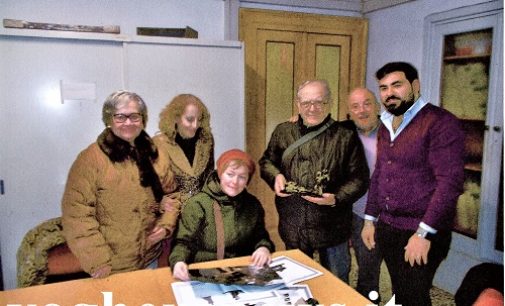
298;99;329;109
113;113;142;123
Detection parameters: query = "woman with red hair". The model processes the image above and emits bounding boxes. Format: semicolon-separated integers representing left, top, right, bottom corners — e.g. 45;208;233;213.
169;149;274;281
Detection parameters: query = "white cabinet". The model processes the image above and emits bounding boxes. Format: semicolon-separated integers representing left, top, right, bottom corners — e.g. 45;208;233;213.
0;32;244;289
423;1;503;294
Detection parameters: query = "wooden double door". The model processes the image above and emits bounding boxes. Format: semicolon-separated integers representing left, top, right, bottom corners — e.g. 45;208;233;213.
240;9;368;249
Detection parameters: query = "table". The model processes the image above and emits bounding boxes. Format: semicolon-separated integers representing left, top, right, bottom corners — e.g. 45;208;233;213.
1;249;369;305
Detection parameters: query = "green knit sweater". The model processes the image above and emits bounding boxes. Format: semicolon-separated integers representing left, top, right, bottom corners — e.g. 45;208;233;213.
169;171;274;267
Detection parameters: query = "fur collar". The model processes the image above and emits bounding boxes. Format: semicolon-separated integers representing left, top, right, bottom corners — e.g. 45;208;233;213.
154;132;214;178
97;128;163;203
97;128;158;163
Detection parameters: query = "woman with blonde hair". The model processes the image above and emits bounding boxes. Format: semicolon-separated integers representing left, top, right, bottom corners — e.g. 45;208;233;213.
154;94;214;204
153;94;215;265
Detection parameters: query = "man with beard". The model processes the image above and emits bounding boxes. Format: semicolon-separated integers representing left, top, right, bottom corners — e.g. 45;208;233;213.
361;62;465;306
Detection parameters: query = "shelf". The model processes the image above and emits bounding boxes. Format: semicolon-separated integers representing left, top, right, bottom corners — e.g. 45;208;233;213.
444;54;491;61
465;163;482;172
0;28;243;49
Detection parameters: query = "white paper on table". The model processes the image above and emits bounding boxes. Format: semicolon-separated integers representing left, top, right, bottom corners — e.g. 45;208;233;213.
269;255;323;285
171;255;322;306
171;281;313;306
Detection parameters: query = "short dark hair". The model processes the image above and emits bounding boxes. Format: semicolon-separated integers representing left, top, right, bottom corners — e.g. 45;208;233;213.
375;62;419;83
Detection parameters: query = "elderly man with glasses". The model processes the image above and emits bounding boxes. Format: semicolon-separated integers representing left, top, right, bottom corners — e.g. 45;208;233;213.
259;80;369;283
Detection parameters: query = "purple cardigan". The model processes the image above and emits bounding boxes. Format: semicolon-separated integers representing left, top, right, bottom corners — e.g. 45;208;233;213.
365;103;465;232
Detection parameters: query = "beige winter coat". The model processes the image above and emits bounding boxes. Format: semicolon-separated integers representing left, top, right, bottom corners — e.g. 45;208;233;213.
61;129;179;275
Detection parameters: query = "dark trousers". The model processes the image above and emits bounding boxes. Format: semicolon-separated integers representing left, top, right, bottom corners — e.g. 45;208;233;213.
376;222;451;306
351;214;383;301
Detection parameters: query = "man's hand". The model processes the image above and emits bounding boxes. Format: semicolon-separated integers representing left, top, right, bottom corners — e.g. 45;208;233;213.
251;246;272;267
274;174;290;197
172;261;190;281
302;193;335;206
404;233;431;266
361;221;376;250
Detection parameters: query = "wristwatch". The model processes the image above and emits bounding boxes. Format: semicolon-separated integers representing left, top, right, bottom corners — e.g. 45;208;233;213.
416;228;435;241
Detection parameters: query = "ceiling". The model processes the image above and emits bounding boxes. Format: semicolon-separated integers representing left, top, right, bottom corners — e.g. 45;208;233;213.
240;0;416;14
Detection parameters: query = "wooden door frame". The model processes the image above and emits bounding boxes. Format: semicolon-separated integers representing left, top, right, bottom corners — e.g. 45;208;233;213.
240;7;368;170
240;8;368;249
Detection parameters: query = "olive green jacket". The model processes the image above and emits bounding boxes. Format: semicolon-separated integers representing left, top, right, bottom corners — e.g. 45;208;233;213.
169;171;274;267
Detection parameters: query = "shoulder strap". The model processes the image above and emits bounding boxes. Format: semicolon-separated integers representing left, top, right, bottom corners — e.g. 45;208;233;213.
281;118;334;164
212;201;225;260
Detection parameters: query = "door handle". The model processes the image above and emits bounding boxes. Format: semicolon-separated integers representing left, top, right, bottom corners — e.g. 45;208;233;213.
484;125;502;132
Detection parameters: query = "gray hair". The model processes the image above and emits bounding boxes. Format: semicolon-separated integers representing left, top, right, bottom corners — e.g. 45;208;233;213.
296;80;332;102
102;90;148;126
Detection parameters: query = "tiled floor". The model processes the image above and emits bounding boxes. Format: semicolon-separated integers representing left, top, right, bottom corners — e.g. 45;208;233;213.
430;287;457;306
348;249;456;306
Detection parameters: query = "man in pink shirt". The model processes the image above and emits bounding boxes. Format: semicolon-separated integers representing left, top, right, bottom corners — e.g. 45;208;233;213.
362;62;465;306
